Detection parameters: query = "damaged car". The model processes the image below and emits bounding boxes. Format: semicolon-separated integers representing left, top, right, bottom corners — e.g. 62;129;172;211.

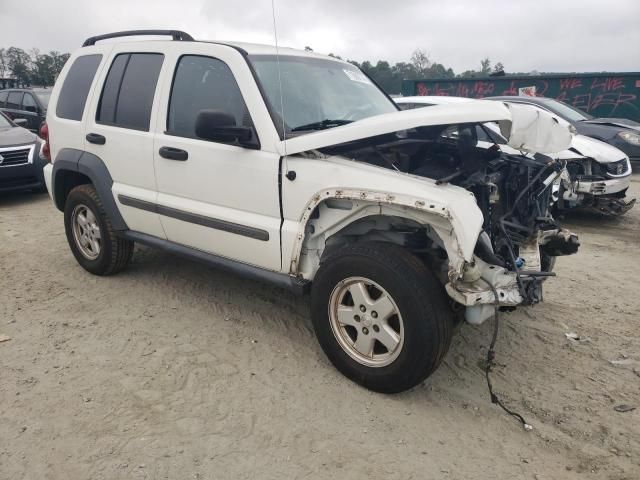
44;32;580;393
486;95;640;163
397;96;635;215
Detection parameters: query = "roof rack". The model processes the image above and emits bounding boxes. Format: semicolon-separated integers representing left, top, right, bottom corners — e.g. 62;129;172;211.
82;30;194;47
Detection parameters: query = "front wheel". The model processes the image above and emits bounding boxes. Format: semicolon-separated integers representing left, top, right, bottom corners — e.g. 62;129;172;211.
311;242;454;393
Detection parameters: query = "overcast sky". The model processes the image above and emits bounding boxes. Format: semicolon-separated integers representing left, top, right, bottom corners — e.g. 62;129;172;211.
1;0;638;72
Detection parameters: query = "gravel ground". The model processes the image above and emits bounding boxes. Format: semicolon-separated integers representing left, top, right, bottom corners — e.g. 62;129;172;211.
1;173;639;480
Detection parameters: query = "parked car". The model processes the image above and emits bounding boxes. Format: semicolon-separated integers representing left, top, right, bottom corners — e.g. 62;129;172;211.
397;96;635;215
0;88;51;133
0;111;45;193
42;30;579;393
485;96;640;162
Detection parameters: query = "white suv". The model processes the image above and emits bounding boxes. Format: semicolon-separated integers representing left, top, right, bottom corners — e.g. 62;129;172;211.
42;30;579;393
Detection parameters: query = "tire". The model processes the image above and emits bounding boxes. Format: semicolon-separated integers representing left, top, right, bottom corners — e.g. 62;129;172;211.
311;242;454;393
64;184;133;275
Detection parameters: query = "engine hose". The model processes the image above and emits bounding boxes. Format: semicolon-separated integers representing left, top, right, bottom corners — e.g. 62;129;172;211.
479;277;533;432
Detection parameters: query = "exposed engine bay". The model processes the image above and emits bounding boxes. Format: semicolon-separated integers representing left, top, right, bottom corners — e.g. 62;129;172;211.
318;123;580;309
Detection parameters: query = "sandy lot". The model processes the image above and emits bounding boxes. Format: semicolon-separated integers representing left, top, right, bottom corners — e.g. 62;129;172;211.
1;174;639;480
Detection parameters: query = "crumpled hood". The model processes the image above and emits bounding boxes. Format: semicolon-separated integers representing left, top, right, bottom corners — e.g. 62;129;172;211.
278;101;573;156
568;134;628;164
0;126;37;147
583;118;640;132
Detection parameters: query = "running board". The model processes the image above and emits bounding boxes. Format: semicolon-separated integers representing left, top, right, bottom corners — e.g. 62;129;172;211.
120;231;310;295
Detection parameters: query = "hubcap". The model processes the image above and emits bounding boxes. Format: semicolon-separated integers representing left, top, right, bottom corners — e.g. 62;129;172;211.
328;277;404;368
71;204;101;260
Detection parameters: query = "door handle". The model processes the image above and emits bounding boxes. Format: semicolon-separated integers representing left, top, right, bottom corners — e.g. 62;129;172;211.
86;133;106;145
159;146;188;161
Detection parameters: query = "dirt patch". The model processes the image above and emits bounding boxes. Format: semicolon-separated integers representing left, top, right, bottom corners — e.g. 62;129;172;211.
1;176;639;479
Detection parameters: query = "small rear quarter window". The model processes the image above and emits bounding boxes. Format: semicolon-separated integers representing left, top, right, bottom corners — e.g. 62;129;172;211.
56;54;102;121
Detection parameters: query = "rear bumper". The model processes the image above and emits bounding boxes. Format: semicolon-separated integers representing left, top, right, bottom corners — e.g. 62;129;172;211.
43;163;53;200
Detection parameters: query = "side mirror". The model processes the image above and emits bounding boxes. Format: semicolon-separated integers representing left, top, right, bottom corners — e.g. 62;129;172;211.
24;105;37;113
195;109;256;147
13;118;28;127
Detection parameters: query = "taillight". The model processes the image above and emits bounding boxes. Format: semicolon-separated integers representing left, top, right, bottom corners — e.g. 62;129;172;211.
39;122;51;162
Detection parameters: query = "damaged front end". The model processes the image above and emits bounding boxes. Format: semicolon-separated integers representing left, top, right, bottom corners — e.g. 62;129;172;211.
557;156;636;215
445;150;580;324
317;119;580;324
554;136;636;216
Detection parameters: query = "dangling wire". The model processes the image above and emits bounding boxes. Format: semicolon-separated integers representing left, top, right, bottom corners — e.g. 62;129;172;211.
271;0;287;159
479;277;533;432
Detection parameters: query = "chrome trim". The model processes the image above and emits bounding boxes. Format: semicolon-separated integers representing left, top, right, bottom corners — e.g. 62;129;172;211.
0;143;36;168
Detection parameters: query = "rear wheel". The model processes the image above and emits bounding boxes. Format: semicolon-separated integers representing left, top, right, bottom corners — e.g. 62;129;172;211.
311;242;454;393
64;184;133;275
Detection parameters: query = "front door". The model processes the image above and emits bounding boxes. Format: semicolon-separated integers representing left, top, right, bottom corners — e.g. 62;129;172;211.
153;49;282;271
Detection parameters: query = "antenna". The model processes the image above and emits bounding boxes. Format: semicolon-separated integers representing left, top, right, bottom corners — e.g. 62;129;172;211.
271;0;287;158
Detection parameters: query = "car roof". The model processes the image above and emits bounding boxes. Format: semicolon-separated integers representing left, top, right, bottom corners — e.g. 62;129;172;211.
208;40;344;60
396;96;474;105
78;37;351;65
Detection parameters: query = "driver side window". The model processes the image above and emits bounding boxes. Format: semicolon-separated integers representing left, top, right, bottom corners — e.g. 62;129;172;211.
167;55;253;142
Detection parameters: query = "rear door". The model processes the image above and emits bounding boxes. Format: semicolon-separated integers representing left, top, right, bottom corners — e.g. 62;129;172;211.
152;45;282;271
83;47;166;238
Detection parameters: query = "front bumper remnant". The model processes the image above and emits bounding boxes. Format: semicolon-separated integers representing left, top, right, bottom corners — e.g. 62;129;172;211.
590;197;636;216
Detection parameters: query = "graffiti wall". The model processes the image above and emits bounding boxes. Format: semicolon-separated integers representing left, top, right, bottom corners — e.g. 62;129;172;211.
402;73;640;122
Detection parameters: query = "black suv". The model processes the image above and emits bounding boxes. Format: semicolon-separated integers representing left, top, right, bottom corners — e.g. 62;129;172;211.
0;88;51;133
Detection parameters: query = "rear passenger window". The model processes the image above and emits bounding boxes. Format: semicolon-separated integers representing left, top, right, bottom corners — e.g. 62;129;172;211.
22;93;37;111
0;91;7;107
7;91;23;109
167;55;253;140
97;53;164;131
56;54;102;120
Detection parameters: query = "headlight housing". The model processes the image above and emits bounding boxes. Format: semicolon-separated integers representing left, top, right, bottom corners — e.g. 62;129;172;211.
604;157;631;177
618;130;640;146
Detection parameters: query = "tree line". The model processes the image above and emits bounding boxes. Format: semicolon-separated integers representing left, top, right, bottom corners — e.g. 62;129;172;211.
0;47;70;88
1;45;505;95
329;49;506;94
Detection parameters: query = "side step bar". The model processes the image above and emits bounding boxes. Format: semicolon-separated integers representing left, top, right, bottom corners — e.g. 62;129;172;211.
120;231;310;295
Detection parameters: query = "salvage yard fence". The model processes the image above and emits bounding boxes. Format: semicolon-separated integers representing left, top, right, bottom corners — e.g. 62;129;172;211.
402;72;640;122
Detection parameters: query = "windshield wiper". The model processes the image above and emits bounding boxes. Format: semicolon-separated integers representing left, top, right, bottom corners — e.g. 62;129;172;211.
291;119;353;132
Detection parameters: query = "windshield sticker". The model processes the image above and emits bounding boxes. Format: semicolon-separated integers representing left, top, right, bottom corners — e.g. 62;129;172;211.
343;69;372;84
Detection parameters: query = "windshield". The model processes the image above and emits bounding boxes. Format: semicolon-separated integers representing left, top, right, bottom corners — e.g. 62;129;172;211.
537;98;592;122
34;91;51;108
249;55;398;137
0;112;13;128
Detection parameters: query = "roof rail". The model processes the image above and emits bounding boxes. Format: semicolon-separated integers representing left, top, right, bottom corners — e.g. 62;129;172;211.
82;30;194;47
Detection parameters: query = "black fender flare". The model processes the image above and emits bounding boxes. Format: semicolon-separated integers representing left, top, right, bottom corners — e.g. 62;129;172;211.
52;148;128;230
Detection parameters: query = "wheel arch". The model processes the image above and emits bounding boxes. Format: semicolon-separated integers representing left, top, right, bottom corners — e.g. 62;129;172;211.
289;188;476;282
52;148;128;230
